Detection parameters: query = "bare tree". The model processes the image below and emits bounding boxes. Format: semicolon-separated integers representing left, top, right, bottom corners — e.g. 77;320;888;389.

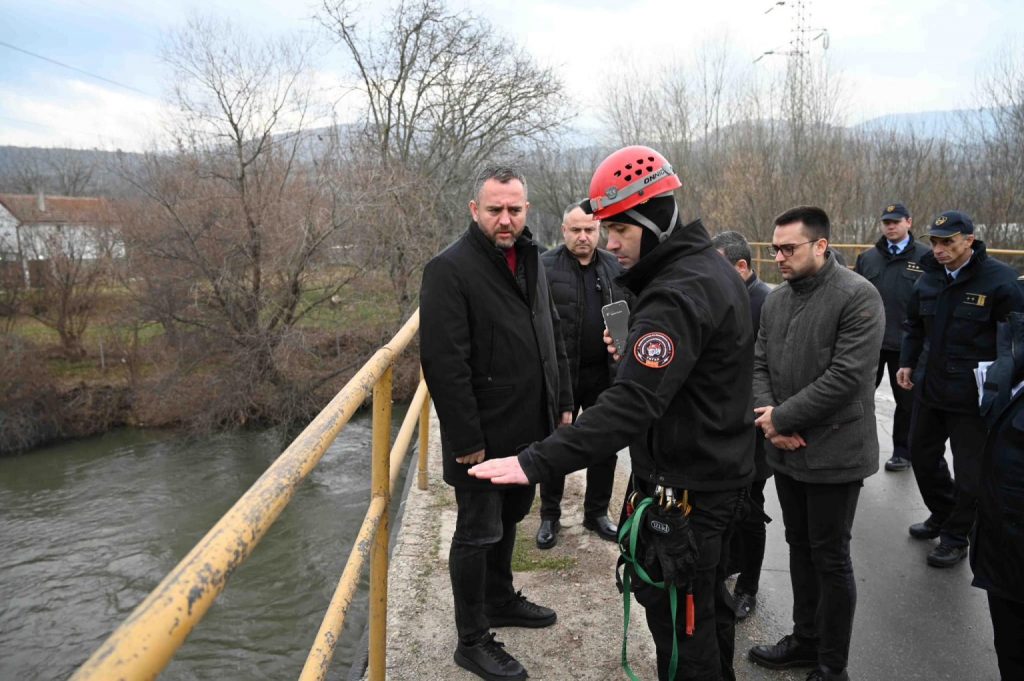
319;0;568;190
21;221;118;358
117;16;372;426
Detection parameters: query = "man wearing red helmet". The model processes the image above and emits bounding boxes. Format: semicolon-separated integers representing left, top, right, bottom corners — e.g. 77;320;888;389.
471;146;755;681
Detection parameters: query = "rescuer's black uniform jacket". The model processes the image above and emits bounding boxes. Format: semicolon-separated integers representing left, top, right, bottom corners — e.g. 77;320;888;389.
854;234;931;351
420;224;573;490
900;240;1024;413
518;218;755;491
541;244;627;386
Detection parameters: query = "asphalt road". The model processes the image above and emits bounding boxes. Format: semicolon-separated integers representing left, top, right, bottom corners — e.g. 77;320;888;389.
732;380;998;680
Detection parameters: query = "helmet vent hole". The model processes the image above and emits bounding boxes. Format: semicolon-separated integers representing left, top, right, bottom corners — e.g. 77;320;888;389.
614;170;622;178
647;165;654;173
636;168;643;176
625;163;633;170
636;158;644;164
624;174;632;181
648;156;655;162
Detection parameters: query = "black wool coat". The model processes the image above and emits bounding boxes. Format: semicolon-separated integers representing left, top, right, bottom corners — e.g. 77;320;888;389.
420;223;573;490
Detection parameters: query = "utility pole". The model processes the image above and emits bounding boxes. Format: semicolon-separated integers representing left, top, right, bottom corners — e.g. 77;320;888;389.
754;0;829;165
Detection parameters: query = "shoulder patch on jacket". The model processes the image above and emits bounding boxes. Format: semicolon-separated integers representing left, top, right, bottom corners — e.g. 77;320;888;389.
963;292;987;307
634;332;675;368
906;261;923;273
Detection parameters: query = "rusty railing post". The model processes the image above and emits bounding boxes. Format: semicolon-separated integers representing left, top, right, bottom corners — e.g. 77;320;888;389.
418;370;430;491
368;366;393;681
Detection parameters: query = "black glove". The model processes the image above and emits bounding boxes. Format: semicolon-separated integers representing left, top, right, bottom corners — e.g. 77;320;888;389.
643;505;700;588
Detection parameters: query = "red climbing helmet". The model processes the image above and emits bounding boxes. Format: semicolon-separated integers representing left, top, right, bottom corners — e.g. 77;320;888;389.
585;145;682;221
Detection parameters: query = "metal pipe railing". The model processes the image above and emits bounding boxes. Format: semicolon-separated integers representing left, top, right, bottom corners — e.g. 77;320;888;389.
298;376;432;680
73;309;428;681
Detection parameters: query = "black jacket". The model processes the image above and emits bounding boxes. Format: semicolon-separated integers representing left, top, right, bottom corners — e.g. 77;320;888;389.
900;241;1024;413
854;235;931;351
420;224;573;489
973;313;1024;602
541;245;627;387
519;219;755;491
746;271;772;481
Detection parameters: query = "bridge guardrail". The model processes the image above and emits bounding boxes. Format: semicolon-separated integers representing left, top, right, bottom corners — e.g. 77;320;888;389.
73;309;429;681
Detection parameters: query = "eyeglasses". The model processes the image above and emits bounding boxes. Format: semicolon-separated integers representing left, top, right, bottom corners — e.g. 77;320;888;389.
768;240;816;258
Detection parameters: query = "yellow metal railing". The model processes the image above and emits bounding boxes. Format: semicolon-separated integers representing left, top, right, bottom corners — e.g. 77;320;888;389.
73;309;430;681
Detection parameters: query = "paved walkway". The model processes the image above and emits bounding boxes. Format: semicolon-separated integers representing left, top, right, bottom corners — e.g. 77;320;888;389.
382;381;998;680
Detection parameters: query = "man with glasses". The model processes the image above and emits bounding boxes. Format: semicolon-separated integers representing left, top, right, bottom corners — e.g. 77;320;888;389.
748;206;883;681
854;203;930;472
897;211;1024;568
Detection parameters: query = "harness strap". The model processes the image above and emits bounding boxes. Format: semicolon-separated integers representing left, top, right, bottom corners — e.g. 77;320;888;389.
618;496;680;681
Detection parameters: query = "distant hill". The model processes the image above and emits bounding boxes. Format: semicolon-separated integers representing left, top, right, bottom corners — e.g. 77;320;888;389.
852;108;998;140
0;146;145;197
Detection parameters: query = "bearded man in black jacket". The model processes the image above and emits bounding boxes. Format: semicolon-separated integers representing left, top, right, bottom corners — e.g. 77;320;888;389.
471;146;754;681
420;165;574;681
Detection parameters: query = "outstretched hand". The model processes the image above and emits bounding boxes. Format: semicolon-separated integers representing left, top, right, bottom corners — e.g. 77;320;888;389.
468;456;529;485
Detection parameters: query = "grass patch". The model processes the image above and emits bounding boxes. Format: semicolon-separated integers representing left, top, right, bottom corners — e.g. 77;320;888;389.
511;531;577;572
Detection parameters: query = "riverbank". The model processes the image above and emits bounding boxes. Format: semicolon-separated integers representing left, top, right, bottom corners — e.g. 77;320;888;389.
0;329;421;455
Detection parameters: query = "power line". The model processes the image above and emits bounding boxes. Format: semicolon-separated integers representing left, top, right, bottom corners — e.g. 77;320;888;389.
0;40;155;98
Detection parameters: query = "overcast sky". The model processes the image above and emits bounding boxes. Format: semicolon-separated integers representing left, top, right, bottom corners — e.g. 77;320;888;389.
1;0;1021;150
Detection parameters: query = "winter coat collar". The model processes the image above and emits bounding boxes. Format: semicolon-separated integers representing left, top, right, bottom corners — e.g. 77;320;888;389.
919;239;989;275
788;250;839;295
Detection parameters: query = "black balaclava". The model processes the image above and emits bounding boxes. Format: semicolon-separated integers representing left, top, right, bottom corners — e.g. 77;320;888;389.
607;194;680;259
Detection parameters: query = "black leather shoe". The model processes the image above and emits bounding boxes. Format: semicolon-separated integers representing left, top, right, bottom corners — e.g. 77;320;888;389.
806;665;850;681
454;632;528;680
909;519;941;540
748;634;819;669
485;590;556;628
884;455;911;471
927;542;967;568
733;590;757;620
583;515;618;542
535;519;559;550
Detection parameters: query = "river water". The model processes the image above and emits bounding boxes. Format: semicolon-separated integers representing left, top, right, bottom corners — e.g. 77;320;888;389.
0;411;408;680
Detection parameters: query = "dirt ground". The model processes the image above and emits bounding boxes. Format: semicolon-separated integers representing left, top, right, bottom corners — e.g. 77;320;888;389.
381;407;659;680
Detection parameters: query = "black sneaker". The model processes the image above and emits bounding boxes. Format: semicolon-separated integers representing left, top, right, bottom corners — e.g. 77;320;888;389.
927;542;967;568
485;591;556;628
454;632;528;680
748;634;819;669
733;590;757;620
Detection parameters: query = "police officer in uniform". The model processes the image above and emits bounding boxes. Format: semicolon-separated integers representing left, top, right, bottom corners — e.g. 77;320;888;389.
898;210;1024;567
854;203;930;471
470;145;754;681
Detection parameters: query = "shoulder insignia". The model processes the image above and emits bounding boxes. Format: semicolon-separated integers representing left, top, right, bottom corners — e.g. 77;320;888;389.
906;261;923;273
963;293;987;307
633;332;675;369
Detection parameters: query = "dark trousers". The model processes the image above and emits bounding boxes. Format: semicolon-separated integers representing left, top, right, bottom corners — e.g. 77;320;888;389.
630;486;745;681
876;349;913;459
909;401;984;547
988;591;1024;680
729;477;769;596
450;484;536;643
540;364;616;520
774;472;861;672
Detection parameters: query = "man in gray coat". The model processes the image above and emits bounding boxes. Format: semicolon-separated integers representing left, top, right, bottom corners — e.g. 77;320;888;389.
747;206;884;681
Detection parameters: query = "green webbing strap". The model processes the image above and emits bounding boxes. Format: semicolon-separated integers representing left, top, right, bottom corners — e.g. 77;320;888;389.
619;497;679;681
